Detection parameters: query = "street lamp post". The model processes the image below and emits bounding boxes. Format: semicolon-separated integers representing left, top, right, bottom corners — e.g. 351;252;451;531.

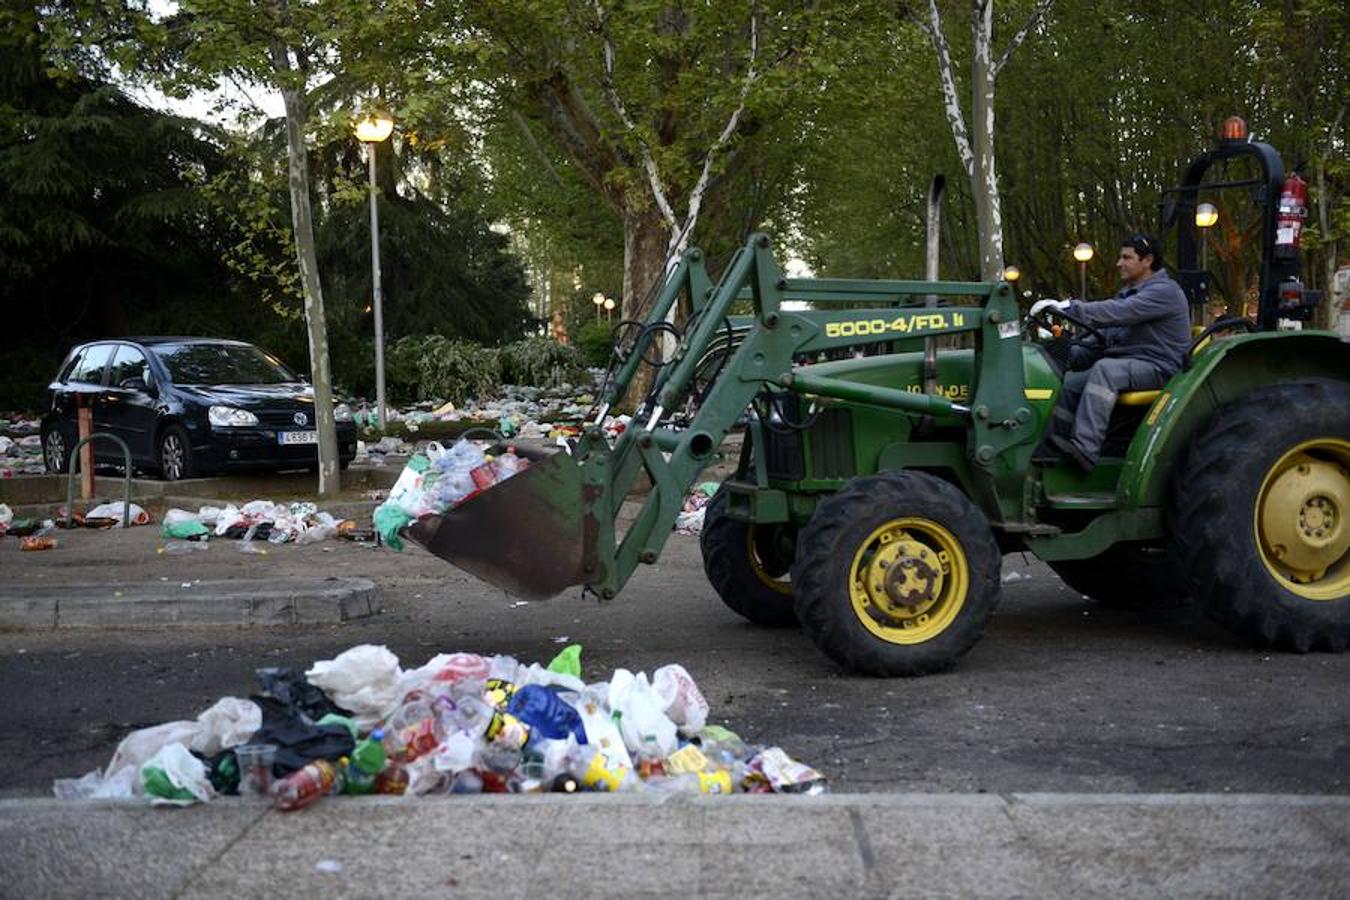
354;111;395;430
592;291;605;322
1072;242;1094;300
603;296;615;322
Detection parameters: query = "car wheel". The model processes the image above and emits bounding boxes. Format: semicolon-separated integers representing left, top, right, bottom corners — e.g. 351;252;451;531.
43;428;69;474
157;425;195;482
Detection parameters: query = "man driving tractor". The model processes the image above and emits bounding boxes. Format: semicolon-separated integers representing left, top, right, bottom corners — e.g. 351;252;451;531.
1033;233;1191;471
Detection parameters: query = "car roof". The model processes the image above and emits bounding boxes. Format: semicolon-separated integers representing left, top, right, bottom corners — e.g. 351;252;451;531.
121;337;254;347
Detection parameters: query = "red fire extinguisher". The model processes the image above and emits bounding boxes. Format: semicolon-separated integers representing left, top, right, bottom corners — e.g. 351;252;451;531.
1275;173;1308;257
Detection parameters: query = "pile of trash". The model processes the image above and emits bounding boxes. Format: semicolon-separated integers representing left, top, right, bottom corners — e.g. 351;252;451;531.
161;501;362;553
54;643;826;807
2;501;154;551
0;432;45;477
351;382;601;442
372;439;531;549
675;483;720;534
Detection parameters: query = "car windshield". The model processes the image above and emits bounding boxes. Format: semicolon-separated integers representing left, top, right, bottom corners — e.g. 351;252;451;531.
154;343;296;385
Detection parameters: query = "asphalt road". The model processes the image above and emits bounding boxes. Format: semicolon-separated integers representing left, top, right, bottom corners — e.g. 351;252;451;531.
1;526;1346;797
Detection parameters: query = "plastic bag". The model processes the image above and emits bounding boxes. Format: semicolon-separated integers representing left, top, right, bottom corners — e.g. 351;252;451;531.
653;663;710;733
86;501;150;527
190;697;262;757
547;644;583;678
305;644;403;729
53;767;136;801
105;720;200;778
607;669;678;756
248;696;355;776
141;742;214;805
507;685;586;744
373;503;411;551
162;509;210;540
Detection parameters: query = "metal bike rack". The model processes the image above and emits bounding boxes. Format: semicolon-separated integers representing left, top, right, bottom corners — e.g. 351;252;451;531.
65;433;133;529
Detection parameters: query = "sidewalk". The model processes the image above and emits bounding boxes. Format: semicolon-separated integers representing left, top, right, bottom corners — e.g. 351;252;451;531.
1;793;1345;898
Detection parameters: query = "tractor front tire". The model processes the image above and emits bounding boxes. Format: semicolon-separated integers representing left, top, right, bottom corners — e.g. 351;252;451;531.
700;487;798;627
791;471;1002;675
1048;542;1189;610
1172;379;1350;651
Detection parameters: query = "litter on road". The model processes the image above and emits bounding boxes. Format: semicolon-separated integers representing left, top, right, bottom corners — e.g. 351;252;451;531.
160;501;358;549
53;643;827;807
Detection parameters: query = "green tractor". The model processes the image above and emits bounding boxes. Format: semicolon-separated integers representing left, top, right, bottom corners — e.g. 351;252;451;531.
407;124;1348;675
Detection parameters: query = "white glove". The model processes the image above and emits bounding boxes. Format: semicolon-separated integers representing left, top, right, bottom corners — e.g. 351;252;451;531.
1029;298;1069;339
1029;298;1069;318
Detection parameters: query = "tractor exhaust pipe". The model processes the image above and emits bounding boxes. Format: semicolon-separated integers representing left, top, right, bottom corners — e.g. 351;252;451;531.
923;174;945;395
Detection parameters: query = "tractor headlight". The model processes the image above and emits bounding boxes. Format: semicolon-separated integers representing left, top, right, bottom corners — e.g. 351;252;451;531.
208;406;259;427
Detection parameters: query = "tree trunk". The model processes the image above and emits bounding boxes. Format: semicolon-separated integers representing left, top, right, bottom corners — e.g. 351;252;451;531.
621;205;672;410
970;2;1004;281
278;83;340;499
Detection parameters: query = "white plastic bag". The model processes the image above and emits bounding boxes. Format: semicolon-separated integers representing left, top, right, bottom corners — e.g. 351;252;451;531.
191;697;261;757
85;501;150;527
607;669;678;756
653;663;710;733
306;644;403;729
52;767;137;801
141;742;214;805
105;720;200;778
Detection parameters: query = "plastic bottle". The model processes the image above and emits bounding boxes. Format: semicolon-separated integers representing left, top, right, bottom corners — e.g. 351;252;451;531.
159;540;210;555
374;764;408;795
271;758;346;811
383;699;443;763
343;728;387;794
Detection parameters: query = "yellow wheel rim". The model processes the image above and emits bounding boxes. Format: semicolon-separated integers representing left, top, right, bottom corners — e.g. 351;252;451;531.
848;517;968;644
747;528;793;596
1255;438;1350;601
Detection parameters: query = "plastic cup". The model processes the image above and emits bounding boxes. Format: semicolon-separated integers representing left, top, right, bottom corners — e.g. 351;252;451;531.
234;744;278;798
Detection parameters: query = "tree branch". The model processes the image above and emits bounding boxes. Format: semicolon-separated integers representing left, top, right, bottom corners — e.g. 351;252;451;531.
671;6;760;259
509;110;565;189
919;0;975;180
594;0;679;231
992;0;1053;78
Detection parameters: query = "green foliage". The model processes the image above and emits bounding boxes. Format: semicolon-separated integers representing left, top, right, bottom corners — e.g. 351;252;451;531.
385;335;502;405
498;337;588;387
575;321;618;368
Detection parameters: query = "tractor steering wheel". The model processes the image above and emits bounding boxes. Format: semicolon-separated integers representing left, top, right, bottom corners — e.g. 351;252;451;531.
1024;304;1108;344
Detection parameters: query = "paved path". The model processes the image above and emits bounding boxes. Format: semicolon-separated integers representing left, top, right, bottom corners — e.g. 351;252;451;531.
1;794;1346;898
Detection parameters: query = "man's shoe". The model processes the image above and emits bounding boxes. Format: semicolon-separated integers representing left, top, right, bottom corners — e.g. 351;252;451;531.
1048;435;1095;473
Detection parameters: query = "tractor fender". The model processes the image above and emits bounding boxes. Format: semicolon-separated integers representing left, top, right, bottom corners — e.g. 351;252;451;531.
1117;331;1349;509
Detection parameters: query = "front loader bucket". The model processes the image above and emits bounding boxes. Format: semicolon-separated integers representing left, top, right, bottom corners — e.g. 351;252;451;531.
401;442;597;600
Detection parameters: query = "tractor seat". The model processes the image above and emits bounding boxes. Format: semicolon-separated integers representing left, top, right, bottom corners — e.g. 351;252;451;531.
1117;389;1162;407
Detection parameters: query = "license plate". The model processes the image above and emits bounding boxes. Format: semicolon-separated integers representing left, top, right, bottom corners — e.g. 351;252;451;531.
278;430;318;445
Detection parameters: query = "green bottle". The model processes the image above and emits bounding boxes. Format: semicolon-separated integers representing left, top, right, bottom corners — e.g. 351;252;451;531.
344;728;387;794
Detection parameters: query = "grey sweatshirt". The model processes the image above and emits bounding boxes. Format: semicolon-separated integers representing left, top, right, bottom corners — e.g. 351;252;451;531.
1067;270;1191;374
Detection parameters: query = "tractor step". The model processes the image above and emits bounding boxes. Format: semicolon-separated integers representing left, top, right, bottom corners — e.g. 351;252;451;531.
1043;491;1118;510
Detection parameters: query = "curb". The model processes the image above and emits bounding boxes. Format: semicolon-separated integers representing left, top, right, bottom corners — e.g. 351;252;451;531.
0;577;378;629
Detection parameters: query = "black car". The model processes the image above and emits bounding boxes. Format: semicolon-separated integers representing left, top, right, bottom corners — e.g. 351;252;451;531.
40;338;358;480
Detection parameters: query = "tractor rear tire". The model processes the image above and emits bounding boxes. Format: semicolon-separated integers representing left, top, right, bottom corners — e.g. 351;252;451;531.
791;471;1001;675
1172;379;1350;652
1048;542;1189;609
700;487;798;627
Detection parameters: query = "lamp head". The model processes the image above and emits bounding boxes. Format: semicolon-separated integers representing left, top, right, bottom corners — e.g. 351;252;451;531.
1002;265;1021;283
1195;202;1219;229
1072;242;1094;263
592;292;605;307
354;111;395;143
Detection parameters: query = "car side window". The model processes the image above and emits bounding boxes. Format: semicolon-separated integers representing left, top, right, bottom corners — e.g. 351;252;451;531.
68;344;113;385
108;345;150;389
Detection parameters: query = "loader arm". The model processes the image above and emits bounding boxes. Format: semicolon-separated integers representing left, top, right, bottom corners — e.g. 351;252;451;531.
570;234;1035;599
406;234;1037;601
